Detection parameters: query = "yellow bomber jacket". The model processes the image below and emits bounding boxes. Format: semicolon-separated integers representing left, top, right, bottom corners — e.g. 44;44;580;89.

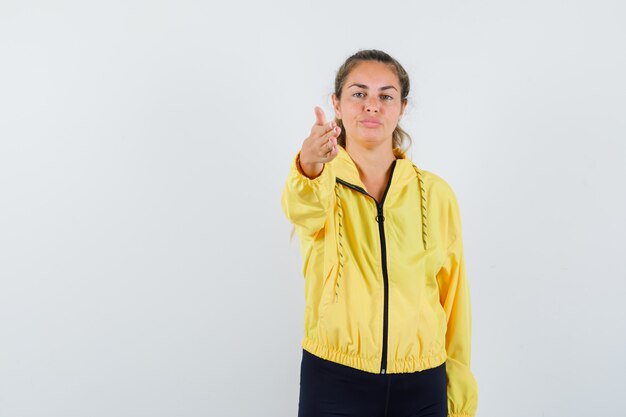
281;145;478;417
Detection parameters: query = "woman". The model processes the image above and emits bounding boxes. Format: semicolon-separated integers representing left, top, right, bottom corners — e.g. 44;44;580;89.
281;49;478;417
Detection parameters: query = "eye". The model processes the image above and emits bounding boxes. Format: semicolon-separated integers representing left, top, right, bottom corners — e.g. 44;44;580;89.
381;95;394;101
352;92;365;98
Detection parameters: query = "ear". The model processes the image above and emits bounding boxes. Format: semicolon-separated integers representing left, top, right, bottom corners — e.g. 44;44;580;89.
400;100;407;118
331;93;342;119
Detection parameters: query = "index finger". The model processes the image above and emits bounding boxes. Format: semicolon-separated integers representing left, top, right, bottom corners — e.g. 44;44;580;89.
314;106;327;126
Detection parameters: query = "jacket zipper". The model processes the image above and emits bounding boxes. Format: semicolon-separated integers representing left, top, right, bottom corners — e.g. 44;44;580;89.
376;201;389;374
336;160;397;375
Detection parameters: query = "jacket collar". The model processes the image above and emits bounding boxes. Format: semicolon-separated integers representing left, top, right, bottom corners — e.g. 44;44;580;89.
331;145;410;190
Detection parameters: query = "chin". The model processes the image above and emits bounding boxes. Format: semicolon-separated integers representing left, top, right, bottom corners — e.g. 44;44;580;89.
345;128;390;145
351;137;387;147
360;131;386;142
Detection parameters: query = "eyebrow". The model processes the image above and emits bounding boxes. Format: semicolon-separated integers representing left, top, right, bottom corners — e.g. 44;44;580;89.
347;83;398;92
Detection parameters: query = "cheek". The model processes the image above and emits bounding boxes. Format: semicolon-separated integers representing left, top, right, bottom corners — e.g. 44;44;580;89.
343;102;362;118
388;107;403;120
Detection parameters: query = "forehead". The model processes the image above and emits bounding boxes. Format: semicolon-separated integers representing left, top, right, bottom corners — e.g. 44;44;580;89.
344;61;400;87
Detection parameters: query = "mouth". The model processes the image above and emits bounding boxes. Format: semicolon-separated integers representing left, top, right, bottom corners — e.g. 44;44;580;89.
360;120;381;128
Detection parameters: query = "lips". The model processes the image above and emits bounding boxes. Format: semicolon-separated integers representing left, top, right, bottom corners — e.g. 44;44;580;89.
360;119;381;128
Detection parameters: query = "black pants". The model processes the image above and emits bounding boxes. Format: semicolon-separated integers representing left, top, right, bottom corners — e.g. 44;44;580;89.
298;349;447;417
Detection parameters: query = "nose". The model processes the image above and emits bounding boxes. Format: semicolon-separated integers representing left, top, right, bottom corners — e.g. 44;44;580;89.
365;98;379;113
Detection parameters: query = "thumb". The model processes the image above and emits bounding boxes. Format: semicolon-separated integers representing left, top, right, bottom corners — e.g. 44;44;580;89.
314;106;327;126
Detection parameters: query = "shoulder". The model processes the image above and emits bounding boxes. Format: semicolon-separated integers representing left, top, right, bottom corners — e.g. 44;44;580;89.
394;156;458;198
414;167;465;243
411;165;458;202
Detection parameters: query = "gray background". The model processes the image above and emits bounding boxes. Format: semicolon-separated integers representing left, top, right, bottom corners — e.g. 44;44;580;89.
1;1;625;416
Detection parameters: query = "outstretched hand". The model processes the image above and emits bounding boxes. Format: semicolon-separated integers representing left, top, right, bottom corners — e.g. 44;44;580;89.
298;106;341;178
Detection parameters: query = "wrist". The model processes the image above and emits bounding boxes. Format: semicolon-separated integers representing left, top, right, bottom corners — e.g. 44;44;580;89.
297;153;323;179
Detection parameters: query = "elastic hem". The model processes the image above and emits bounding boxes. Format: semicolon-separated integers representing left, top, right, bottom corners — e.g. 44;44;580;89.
388;349;447;373
302;338;379;373
302;337;448;374
448;414;474;417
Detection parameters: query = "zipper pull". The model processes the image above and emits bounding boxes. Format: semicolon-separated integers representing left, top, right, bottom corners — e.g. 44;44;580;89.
376;206;385;223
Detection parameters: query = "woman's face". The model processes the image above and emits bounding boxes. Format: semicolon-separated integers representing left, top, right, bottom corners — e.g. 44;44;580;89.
332;60;406;149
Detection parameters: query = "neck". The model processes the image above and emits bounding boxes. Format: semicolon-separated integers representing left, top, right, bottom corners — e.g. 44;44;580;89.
345;139;396;179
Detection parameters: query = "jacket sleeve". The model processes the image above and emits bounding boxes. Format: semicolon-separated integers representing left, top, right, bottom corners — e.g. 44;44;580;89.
280;151;336;238
436;189;479;417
